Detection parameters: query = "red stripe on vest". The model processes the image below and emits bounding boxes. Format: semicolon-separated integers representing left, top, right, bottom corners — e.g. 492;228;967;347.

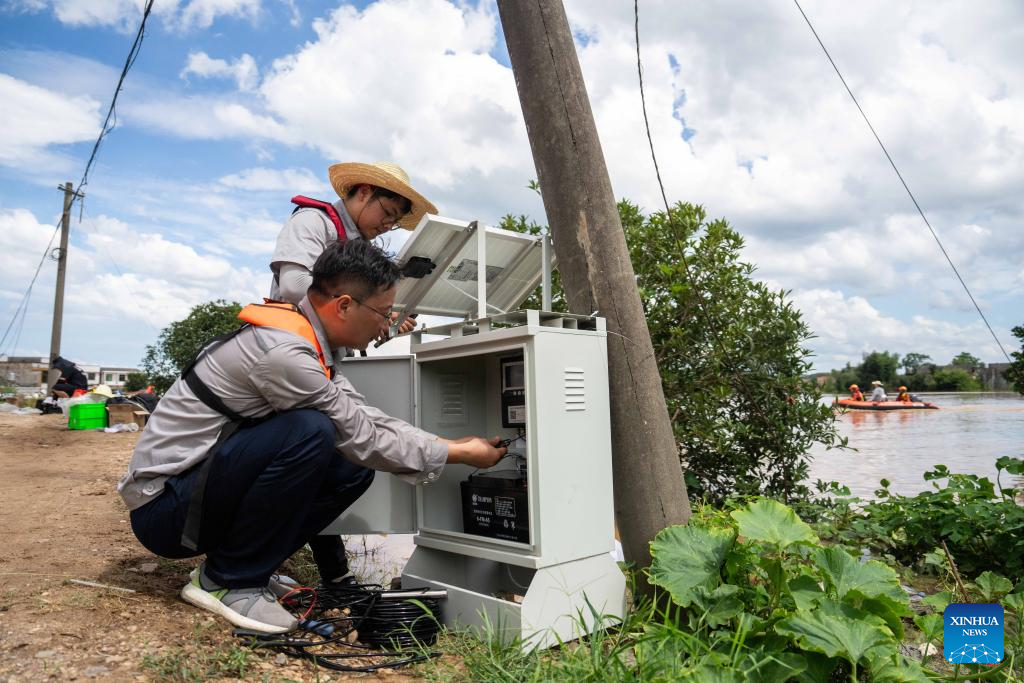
291;195;348;241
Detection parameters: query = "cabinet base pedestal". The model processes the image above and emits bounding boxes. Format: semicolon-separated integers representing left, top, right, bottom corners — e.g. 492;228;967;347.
402;545;626;650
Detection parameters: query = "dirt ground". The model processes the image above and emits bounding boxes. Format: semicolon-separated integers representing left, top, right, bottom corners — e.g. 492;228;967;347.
0;413;424;682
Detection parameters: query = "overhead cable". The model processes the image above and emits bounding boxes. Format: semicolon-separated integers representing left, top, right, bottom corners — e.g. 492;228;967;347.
792;0;1011;362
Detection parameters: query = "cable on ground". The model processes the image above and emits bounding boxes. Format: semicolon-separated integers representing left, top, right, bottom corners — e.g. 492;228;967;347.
234;582;442;673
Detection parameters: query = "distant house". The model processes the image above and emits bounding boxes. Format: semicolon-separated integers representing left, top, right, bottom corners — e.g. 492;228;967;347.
979;362;1012;391
0;356;48;394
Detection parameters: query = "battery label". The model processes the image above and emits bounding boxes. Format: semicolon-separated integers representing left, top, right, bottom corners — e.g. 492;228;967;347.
495;496;516;518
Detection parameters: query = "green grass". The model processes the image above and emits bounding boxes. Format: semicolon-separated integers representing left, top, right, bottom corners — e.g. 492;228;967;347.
140;643;256;682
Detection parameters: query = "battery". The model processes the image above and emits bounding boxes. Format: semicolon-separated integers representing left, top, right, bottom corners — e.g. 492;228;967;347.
460;470;529;544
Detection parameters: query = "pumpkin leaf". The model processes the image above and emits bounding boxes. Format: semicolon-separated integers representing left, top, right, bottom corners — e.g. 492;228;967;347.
921;591;954;612
777;610;893;664
973;571;1014;602
913;613;944;644
813;546;907;606
730;499;818;550
649;525;735;607
787;574;824;611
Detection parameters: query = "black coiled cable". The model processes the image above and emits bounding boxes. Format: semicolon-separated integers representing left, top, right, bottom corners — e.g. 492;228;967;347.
234;583;443;673
357;595;443;648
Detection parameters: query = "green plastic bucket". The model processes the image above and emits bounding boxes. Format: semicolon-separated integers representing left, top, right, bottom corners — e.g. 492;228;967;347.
68;402;108;430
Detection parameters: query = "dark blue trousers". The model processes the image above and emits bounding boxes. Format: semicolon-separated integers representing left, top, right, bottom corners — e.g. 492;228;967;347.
130;410;374;588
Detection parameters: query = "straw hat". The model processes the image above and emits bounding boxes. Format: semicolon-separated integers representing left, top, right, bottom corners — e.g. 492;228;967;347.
92;384;114;398
328;161;437;230
871;380;883;386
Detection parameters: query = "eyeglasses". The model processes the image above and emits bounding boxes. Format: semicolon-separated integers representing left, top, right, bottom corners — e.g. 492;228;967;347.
351;296;393;322
376;196;407;230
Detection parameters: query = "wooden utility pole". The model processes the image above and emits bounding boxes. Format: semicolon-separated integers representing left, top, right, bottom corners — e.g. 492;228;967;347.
46;182;74;391
497;0;691;584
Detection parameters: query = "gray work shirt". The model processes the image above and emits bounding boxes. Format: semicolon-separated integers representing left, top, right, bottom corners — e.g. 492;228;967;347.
269;199;360;300
117;297;447;512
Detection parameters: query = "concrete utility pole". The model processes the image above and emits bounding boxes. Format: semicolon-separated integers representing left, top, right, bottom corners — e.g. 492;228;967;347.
46;182;74;391
497;0;691;585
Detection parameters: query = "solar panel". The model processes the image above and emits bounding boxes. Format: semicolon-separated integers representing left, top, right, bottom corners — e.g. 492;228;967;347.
392;214;552;319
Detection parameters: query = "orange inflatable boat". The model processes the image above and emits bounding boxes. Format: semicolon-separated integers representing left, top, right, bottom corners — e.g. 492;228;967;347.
834;398;938;411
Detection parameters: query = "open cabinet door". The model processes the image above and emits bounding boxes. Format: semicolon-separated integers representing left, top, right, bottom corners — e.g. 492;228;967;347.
320;355;418;534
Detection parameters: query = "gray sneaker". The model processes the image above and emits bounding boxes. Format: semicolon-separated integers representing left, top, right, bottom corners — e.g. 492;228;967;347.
181;565;297;634
268;573;300;600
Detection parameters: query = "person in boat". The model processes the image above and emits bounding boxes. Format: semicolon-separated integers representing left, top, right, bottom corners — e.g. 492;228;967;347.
869;380;887;402
848;384;864;401
120;240;506;634
896;386;911;402
268;161;437;588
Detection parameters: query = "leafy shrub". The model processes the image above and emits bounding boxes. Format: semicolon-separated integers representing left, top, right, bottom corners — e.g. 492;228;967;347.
141;300;242;393
803;458;1024;582
646;499;922;681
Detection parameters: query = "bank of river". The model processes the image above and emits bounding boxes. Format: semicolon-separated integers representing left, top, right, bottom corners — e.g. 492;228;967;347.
807;392;1024;498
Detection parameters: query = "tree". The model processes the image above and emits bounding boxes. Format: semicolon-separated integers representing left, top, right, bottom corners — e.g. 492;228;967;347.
901;352;931;375
621;201;844;503
950;351;982;372
1005;325;1024;395
506;201;845;504
857;351;900;388
141;300;242;393
931;367;981;392
123;372;150;392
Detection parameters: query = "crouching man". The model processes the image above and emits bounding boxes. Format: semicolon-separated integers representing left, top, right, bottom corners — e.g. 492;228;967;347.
117;240;506;633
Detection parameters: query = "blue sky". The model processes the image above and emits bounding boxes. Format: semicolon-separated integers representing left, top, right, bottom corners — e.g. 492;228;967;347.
1;0;1021;372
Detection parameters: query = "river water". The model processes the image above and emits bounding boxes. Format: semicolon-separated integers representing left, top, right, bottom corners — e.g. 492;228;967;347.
806;393;1024;498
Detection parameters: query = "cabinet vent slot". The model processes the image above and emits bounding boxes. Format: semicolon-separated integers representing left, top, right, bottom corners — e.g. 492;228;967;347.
564;368;586;411
439;376;467;424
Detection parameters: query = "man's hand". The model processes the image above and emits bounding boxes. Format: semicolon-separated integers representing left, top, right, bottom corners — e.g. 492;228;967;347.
445;436;507;469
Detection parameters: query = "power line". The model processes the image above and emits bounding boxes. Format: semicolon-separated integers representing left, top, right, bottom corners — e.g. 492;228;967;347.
75;0;156;199
634;0;793;475
0;220;61;355
791;0;1011;363
0;0;156;356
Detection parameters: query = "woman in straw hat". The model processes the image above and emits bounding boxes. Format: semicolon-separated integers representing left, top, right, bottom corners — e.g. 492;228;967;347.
269;161;437;306
266;162;435;588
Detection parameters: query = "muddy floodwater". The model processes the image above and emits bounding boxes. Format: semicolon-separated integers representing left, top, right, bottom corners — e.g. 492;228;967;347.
807;392;1024;498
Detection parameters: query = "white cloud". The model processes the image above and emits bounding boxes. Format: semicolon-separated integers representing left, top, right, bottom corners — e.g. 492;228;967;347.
0;0;224;32
7;0;260;31
218;166;329;194
0;207;266;357
181;51;259;91
0;73;100;169
791;288;1006;371
178;0;260;30
0;209;61;295
259;0;524;191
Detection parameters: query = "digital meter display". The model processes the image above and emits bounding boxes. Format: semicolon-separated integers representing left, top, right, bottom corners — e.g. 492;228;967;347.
500;356;526;428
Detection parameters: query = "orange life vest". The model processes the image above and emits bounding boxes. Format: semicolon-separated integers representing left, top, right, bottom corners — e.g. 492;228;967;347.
237;302;330;378
850;389;864;401
897;391;910;402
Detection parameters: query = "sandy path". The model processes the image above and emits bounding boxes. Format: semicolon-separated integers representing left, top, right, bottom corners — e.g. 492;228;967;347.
0;413;420;682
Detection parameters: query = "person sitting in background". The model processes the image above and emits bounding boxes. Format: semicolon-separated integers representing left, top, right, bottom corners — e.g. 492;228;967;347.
896;386;911;402
50;355;88;398
869;380;887;402
848;384;864;401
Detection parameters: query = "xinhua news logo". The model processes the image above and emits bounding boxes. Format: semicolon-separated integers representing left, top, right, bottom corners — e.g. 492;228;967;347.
944;603;1004;664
